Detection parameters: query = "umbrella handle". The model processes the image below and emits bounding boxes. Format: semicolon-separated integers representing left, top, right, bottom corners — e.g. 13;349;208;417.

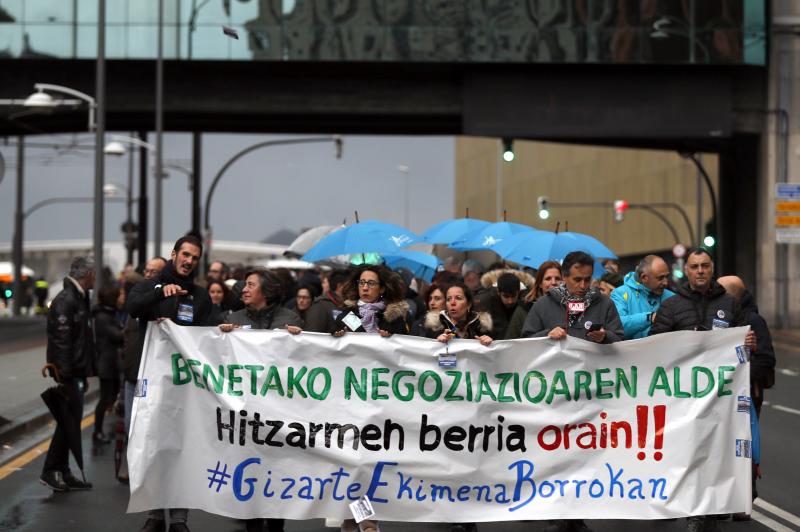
41;363;62;383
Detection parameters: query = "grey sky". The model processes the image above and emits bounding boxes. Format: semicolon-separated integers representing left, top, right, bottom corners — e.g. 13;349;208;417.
0;133;454;246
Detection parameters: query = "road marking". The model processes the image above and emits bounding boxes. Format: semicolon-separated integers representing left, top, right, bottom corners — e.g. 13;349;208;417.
778;368;800;377
772;404;800;416
755;498;800;528
0;413;95;481
752;510;797;532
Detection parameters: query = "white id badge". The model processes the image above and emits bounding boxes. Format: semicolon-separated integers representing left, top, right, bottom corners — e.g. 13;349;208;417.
438;352;457;368
341;312;363;331
176;302;194;323
349;494;375;523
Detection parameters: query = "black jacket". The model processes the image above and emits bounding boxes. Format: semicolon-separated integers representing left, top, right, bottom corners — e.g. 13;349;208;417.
329;300;410;335
650;280;745;335
740;290;776;388
93;304;123;380
420;310;493;340
46;277;95;380
304;291;345;333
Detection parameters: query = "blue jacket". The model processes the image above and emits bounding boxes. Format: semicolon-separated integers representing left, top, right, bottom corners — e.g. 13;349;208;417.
611;271;675;339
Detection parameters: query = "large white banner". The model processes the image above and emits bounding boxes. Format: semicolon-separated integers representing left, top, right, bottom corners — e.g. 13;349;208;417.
128;321;753;521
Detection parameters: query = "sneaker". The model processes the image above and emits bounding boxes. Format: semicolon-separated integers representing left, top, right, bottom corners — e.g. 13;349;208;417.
39;470;69;492
167;524;191;532
63;472;92;490
140;519;166;532
93;432;111;445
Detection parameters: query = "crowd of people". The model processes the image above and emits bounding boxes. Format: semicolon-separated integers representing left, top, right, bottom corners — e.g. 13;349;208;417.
39;234;776;532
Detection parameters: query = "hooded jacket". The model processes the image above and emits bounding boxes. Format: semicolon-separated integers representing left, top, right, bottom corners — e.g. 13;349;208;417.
46;277;95;380
520;285;624;343
475;269;536;340
420;309;493;340
329;299;410;335
739;290;776;388
649;279;744;335
611;271;676;339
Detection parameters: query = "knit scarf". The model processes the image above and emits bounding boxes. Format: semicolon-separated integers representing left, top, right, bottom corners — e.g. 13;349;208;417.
357;299;386;333
159;261;196;291
551;284;599;327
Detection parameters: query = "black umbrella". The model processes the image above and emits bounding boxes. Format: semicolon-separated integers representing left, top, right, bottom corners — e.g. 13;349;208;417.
40;364;87;482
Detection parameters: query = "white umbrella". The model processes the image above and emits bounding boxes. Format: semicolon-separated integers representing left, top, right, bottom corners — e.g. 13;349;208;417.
285;225;344;257
0;262;35;277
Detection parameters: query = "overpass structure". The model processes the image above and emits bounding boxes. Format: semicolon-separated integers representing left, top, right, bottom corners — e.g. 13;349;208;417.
3;0;798;326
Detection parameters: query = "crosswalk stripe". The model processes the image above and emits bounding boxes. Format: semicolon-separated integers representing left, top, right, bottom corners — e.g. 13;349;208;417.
752;510;796;532
772;404;800;416
755;498;800;528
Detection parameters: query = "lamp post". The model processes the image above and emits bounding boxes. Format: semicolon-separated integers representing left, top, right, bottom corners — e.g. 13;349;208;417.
397;164;410;228
203;136;342;269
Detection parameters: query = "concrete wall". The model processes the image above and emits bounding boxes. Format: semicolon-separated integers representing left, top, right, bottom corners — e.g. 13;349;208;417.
455;138;719;258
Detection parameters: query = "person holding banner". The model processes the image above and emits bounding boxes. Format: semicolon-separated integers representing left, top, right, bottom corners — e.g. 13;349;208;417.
520;251;623;532
649;248;756;532
330;264;410;337
218;268;302;532
504;260;562;339
126;235;211;532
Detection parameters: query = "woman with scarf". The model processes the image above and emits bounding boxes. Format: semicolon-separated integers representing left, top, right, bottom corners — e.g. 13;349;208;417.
329;264;409;337
219;268;302;532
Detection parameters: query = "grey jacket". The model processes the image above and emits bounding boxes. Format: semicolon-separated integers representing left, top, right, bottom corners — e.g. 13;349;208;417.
225;304;302;330
521;287;625;343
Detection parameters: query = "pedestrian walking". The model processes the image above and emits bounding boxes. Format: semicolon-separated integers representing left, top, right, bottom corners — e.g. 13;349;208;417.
39;256;96;492
92;284;123;445
127;236;212;532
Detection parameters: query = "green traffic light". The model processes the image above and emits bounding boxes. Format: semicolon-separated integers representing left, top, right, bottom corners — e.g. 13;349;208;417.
4;289;11;298
672;269;684;279
703;235;716;247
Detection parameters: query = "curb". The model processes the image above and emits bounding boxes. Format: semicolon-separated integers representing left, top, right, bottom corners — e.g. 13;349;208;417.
0;388;100;446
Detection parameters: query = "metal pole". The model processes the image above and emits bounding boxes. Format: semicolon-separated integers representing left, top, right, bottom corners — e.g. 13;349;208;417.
192;132;201;236
496;140;503;221
137;131;149;266
94;0;106;298
12;137;24;317
696;157;703;245
126;131;135;265
154;0;164;258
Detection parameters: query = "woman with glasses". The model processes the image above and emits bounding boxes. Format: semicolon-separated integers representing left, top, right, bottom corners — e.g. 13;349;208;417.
329;264;410;337
294;284;317;324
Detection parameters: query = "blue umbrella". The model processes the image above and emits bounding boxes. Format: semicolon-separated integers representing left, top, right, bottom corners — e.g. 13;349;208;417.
384;250;442;282
452;222;538;250
491;231;617;269
421;218;491;245
302;221;420;262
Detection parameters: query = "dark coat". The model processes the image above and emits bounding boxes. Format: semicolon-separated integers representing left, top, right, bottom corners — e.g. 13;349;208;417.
304;291;345;333
225;305;303;329
92;304;123;380
120;316;141;384
650;280;745;335
521;287;624;343
504;300;534;340
420;310;493;340
329;300;410;335
46;277;95;380
475;269;536;340
740;290;776;388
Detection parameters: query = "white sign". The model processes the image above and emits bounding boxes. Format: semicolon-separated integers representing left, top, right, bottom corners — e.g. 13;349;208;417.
128;322;753;522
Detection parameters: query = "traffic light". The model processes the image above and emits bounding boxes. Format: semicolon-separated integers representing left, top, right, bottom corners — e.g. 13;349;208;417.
703;219;716;248
502;138;514;162
613;200;629;222
537;196;550;220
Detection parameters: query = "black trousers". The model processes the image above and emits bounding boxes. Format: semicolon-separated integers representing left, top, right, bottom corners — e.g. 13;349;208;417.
95;377;120;435
43;379;84;474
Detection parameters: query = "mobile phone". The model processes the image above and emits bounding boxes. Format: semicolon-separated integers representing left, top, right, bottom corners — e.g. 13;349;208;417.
588;322;603;332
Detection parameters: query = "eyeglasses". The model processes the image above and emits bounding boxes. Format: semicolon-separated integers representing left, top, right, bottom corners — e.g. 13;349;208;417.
357;280;380;288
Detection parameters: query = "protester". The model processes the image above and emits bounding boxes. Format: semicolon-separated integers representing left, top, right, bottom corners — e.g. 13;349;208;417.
597;270;623;296
649;249;755;532
475;269;534;339
505;260;561;339
219;269;301;532
92;284;123;446
294;284;316;325
40;255;95;492
127;236;212;532
610;255;674;339
304;269;349;333
207;279;233;324
461;259;484;294
330;264;409;337
207;260;229;282
421;281;493;345
522;251;624;345
410;282;447;336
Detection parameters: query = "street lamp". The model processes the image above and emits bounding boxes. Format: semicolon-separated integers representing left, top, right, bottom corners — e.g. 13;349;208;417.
24;83;97;131
397;164;410;228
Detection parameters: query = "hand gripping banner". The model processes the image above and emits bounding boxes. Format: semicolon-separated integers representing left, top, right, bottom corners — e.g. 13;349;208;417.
127;321;753;522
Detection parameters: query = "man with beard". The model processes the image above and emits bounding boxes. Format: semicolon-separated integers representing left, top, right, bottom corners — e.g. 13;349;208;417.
126;235;212;532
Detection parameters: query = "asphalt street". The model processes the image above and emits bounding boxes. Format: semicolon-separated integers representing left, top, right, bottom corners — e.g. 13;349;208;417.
0;333;798;532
